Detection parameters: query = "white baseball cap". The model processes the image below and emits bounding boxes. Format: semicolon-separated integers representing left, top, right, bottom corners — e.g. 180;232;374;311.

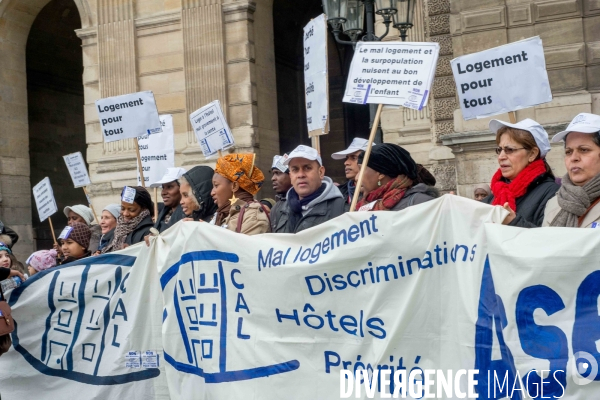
331;138;371;160
155;167;186;185
551;113;600;143
489;118;551;158
283;145;323;166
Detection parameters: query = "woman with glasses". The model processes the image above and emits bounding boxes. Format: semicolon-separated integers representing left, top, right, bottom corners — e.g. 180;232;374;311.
543;113;600;227
483;118;559;227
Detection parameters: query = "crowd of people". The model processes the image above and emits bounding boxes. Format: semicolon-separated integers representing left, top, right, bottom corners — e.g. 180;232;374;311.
2;112;600;296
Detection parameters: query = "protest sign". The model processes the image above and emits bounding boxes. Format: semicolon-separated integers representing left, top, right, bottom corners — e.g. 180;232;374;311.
303;14;329;137
95;91;162;143
189;100;234;157
32;177;57;223
63;152;91;188
136;115;175;187
451;36;552;120
4;196;600;399
342;41;439;109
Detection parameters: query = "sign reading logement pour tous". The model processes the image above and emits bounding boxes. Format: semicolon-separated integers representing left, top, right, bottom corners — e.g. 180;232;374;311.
136;114;175;187
342;41;439;109
32;177;58;222
451;36;552;120
96;91;163;143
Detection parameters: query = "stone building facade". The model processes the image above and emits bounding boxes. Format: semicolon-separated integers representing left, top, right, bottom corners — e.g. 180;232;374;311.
0;0;598;259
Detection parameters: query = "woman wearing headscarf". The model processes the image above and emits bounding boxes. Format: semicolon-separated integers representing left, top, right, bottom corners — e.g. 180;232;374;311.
473;184;491;201
154;167;187;232
102;186;154;253
484;118;559;227
356;143;439;211
210;153;270;235
63;204;101;252
543;113;600;227
180;166;218;222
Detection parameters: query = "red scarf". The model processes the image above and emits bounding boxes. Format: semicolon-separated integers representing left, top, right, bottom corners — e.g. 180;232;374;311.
357;176;413;211
491;159;547;211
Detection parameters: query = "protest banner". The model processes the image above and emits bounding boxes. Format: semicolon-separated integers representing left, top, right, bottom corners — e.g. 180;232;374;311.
4;195;600;399
189;100;234;158
63;151;99;223
96;91;163;187
451;36;552;121
342;41;439;211
136;115;175;187
32;177;58;244
303;14;329;138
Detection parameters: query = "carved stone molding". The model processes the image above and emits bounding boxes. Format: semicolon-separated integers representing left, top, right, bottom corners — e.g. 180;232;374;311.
431;163;457;192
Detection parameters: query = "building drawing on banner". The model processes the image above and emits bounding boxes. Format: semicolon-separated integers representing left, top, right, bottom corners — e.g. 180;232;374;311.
161;251;300;383
8;256;160;385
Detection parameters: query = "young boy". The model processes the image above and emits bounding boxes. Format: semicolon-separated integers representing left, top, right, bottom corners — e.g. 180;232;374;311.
58;222;92;265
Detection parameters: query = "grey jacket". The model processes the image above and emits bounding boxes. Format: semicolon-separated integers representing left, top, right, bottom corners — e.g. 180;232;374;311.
272;177;345;233
390;183;439;211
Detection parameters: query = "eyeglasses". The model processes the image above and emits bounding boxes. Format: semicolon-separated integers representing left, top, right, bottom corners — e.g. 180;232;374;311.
495;146;525;155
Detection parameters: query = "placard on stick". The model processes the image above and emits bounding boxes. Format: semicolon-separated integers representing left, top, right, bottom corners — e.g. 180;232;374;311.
136;114;175;187
63;152;91;188
189;100;235;157
342;41;439;109
303;14;329;137
32;177;58;223
451;36;552;120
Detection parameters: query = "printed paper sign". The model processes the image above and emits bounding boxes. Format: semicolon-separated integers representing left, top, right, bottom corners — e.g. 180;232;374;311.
136;114;175;187
343;41;440;109
303;14;329;137
126;351;141;369
96;91;162;143
32;177;58;222
58;226;73;240
451;36;552;120
189;100;235;157
63;152;91;188
142;351;159;368
274;153;288;173
122;187;136;204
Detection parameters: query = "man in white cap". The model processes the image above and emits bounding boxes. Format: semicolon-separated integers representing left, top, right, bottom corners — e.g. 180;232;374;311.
271;145;344;233
331;138;370;210
269;155;292;232
153;167;186;232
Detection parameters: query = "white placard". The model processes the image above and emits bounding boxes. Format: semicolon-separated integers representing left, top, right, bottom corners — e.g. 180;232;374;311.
189;100;235;157
451;36;552;120
32;177;58;222
343;41;440;109
122;187;136;204
303;14;329;137
96;91;162;143
136;114;175;187
63;152;91;188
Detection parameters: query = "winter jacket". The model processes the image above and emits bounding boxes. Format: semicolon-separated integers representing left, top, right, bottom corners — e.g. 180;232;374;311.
483;172;559;228
59;251;92;266
0;224;18;248
390;184;439;211
97;228;115;252
270;194;287;232
89;224;101;253
272;176;345;234
182;166;218;222
155;204;185;232
212;199;271;235
542;195;600;228
0;267;9;281
124;214;154;245
338;180;359;212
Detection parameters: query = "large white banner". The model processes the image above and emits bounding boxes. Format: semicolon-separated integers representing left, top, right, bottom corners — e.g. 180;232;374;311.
303;14;329;137
2;196;600;399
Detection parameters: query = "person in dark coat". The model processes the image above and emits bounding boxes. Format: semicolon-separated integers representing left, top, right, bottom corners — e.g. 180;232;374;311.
154;167;186;232
268;155;292;232
0;224;18;249
102;186;154;253
272;145;345;233
356;143;438;211
179;166;217;222
483;118;559;228
331;138;370;211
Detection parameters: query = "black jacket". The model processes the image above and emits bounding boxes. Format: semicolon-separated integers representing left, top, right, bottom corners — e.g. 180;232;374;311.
125;214;154;245
98;228;115;252
338;180;359;212
154;204;185;232
0;224;18;248
272;177;345;234
0;267;9;281
483;172;559;228
390;184;439;211
183;166;218;222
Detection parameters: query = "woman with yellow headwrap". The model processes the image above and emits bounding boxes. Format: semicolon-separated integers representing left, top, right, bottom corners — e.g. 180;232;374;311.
210;153;271;235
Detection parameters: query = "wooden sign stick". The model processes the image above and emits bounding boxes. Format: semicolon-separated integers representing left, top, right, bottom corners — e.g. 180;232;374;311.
508;111;517;123
48;217;57;246
350;103;384;212
82;186;99;224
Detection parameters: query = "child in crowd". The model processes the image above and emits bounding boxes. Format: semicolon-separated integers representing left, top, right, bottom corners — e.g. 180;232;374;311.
58;222;92;265
26;250;57;276
0;242;11;269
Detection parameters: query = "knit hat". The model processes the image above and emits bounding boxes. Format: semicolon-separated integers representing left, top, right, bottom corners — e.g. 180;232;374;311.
103;204;121;219
358;143;418;180
0;242;12;255
58;222;91;250
63;205;95;225
215;154;264;195
26;249;57;272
